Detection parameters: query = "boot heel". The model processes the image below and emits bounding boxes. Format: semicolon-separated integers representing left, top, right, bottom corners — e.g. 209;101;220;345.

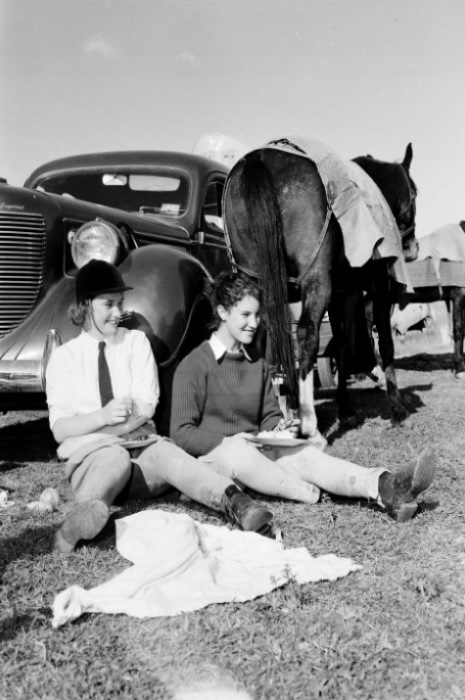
411;449;436;497
396;502;418;523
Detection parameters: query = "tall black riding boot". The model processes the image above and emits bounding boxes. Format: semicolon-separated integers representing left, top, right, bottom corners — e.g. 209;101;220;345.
221;485;276;538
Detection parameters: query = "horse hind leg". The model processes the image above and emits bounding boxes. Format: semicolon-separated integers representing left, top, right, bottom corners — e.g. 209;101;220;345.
329;291;358;428
372;284;409;423
298;371;327;449
291;296;327;448
452;288;465;377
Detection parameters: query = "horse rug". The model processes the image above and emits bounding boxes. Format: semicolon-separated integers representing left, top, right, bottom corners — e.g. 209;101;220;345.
265;136;413;291
51;509;361;627
415;223;465;284
405;258;465;289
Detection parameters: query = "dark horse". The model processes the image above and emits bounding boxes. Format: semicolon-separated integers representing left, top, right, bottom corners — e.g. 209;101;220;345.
223;139;418;434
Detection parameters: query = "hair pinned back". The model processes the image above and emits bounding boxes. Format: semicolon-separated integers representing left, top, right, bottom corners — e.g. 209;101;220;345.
68;300;89;327
209;271;263;330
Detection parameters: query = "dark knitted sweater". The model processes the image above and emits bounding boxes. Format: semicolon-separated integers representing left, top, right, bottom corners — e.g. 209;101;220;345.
170;340;282;456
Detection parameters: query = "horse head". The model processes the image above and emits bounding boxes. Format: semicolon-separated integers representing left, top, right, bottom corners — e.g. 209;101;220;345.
353;143;418;262
396;143;418;260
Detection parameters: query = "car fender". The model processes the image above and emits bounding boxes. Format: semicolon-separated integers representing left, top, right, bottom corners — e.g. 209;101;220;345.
117;244;212;366
0;244;211;392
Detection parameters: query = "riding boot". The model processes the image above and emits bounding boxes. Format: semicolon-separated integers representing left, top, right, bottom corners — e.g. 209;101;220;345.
221;484;276;538
52;500;110;554
377;448;435;522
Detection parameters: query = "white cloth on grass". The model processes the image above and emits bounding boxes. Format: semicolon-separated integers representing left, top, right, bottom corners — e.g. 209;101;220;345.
51;509;361;627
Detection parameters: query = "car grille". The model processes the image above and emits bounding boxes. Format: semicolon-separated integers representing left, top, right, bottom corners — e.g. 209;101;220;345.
0;211;46;337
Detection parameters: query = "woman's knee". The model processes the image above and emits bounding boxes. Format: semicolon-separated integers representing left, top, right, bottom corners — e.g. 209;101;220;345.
201;439;269;479
89;445;133;485
107;445;132;472
73;445;132;504
138;438;185;467
210;438;260;463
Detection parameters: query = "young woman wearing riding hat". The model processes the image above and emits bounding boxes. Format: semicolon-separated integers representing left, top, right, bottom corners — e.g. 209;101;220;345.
45;260;276;553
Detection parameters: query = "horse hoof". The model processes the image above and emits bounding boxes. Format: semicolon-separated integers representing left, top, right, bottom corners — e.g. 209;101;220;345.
455;371;465;380
391;405;409;423
339;414;358;429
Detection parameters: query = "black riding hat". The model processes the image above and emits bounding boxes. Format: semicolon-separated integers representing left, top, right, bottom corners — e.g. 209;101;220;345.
75;259;133;303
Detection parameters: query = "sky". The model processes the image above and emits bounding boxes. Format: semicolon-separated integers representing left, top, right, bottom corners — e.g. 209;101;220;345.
0;0;464;236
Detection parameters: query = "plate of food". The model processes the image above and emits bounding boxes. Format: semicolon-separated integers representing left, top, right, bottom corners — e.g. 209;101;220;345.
117;435;160;450
245;430;308;448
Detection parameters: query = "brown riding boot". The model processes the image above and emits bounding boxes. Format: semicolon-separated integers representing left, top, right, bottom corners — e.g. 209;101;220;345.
377;448;435;522
52;500;110;554
221;485;276;538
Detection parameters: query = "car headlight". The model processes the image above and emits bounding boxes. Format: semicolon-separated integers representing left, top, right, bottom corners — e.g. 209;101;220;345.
70;219;121;268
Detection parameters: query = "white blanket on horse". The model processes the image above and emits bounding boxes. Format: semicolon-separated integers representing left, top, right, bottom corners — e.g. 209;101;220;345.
51;510;361;627
265;136;413;290
418;224;465;277
405;258;465;289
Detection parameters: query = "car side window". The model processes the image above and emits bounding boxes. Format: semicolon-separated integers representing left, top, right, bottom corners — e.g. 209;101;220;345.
202;180;225;235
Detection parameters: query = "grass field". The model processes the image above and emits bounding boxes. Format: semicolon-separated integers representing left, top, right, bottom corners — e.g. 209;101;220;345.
1;334;465;699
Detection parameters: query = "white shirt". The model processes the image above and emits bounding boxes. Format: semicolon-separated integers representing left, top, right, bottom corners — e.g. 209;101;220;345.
45;328;159;430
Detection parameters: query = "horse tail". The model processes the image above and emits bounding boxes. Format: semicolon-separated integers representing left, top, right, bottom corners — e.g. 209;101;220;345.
238;151;298;406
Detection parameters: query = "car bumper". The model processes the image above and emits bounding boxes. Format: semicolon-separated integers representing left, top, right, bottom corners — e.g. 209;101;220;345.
0;329;62;392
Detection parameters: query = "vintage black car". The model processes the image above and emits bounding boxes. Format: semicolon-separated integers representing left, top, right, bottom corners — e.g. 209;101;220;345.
25;150;230;274
1;151;231;432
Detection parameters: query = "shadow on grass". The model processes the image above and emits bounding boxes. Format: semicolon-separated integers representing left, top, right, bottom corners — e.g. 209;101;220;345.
322;494;440;528
416;499;440;514
0;607;52;643
1;493;212;581
317;382;431;442
316;351;451;440
0;417;56;462
114;491;224;529
0;523;55;577
0;462;25;475
395;352;456;373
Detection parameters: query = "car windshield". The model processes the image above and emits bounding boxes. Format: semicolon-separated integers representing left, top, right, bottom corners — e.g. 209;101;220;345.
36;171;190;217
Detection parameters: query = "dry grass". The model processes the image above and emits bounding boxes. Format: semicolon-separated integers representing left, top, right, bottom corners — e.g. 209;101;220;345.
1;341;465;699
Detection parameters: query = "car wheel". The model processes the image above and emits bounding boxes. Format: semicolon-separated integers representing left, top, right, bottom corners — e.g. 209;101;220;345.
317;356;338;389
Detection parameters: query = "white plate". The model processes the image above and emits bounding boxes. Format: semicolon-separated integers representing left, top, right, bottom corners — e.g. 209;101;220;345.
246;436;308;448
118;436;160;450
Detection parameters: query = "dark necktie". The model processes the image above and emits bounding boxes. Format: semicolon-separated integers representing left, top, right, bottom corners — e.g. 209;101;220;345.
98;341;114;406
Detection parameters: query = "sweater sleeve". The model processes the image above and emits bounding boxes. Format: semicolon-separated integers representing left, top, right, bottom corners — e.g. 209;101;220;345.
170;350;225;456
258;361;283;432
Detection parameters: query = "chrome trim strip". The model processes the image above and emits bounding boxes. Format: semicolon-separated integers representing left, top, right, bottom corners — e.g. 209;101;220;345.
0;361;43;391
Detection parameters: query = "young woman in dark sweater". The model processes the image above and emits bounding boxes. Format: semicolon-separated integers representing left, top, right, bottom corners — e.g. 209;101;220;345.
170;272;435;530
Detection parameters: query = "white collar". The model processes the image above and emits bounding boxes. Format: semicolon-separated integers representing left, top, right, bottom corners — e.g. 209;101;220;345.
79;328;122;347
209;333;252;361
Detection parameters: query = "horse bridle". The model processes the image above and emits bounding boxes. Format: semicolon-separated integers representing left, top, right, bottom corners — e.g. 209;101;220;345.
396;177;417;240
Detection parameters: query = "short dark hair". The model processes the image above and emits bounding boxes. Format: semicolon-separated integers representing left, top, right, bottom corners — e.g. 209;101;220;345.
209;271;262;329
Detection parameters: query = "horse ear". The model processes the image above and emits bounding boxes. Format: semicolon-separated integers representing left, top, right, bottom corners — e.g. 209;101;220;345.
402;143;413;171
